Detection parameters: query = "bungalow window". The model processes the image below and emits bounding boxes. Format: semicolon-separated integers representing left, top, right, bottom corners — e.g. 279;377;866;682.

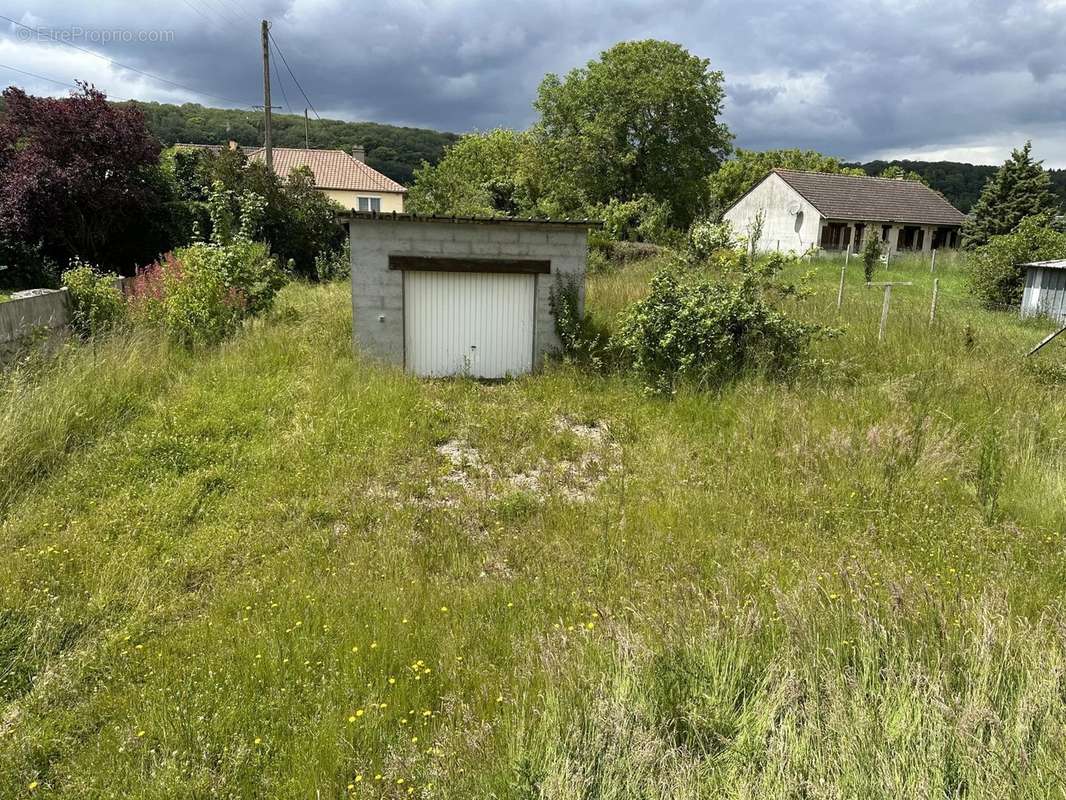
358;196;381;213
898;226;922;250
819;222;847;250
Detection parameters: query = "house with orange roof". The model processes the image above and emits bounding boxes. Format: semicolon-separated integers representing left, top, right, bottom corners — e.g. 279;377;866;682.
245;145;406;212
176;142;406;212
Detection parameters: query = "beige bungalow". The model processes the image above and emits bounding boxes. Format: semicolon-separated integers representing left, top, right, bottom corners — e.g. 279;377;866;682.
723;169;967;256
176;142;406;212
245;146;406;212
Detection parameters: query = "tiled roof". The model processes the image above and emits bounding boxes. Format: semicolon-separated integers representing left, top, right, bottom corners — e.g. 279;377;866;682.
245;147;406;193
772;169;967;226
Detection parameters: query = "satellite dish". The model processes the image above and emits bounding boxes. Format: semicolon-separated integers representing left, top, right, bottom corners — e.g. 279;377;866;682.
787;202;802;216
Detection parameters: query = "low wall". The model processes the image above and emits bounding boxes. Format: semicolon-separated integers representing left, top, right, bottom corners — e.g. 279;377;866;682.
0;289;70;356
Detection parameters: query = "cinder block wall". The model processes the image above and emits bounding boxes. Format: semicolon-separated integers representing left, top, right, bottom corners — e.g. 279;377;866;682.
348;218;588;370
0;289;70;357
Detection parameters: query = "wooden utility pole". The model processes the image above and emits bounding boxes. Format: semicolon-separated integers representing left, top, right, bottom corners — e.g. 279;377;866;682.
304;108;310;149
261;19;273;172
866;281;913;343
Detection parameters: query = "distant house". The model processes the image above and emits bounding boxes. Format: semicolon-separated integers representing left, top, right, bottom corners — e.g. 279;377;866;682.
1020;260;1066;322
723;169;967;255
174;143;406;212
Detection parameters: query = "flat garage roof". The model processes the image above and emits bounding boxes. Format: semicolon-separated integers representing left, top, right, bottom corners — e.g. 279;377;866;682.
338;210;604;228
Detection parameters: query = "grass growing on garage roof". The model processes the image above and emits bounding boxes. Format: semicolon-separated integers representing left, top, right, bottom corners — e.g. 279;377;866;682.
2;250;1066;798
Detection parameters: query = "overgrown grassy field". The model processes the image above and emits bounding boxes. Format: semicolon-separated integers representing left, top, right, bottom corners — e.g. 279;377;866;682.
2;251;1066;798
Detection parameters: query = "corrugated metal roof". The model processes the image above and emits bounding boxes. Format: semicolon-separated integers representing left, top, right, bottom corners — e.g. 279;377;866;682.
772;169;967;226
245;147;407;193
1020;259;1066;270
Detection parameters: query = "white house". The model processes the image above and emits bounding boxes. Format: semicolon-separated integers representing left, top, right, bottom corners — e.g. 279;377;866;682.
723;169;967;255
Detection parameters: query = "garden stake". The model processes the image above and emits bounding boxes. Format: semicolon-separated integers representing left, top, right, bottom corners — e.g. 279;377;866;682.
867;281;913;343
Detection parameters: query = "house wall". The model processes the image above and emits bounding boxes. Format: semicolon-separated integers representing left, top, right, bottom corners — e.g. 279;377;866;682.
348;219;588;371
723;173;822;254
324;189;405;213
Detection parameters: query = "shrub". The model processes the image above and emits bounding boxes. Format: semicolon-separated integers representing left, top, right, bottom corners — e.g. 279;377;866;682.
861;235;882;283
314;237;351;282
595;195;675;245
61;261;126;338
548;273;611;367
687;218;736;262
969;215;1066;310
128;242;284;347
616;256;831;394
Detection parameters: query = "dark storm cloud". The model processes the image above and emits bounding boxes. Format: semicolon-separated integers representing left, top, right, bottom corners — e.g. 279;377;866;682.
5;0;1066;164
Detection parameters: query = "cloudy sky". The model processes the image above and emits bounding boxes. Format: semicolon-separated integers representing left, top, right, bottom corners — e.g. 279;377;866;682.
2;0;1066;165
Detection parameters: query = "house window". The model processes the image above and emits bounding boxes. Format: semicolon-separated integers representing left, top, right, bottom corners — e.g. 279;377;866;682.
820;222;847;250
358;197;381;212
853;224;865;249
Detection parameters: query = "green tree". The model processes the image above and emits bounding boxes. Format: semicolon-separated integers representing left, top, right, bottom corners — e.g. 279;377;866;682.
878;164;928;184
861;233;882;283
406;129;542;217
710;149;864;211
962;142;1061;248
534;40;732;228
969;215;1066;309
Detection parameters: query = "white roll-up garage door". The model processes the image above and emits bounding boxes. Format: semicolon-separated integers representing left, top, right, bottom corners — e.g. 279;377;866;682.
404;270;536;378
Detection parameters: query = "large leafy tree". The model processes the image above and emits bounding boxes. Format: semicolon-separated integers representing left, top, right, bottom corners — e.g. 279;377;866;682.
962;142;1061;248
710;149;865;211
534;40;732;228
0;84;177;277
407;129;545;217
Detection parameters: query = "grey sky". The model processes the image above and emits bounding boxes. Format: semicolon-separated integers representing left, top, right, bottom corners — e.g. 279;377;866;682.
3;0;1066;166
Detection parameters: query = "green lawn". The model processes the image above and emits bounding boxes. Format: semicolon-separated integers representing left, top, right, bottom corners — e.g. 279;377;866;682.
2;252;1066;798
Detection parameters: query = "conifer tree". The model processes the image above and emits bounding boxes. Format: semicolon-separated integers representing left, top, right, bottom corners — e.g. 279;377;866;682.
962;141;1060;248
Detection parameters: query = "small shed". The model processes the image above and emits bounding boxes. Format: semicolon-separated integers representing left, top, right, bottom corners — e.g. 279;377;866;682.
1020;259;1066;322
343;212;596;378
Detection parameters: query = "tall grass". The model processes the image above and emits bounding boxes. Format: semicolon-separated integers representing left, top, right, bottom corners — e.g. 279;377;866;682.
1;260;1065;798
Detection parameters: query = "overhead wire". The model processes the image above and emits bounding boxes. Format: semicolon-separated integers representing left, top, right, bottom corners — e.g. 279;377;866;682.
0;13;257;108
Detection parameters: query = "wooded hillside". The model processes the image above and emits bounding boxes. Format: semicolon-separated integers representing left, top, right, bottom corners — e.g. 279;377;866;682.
857;159;1066;213
126;101;460;186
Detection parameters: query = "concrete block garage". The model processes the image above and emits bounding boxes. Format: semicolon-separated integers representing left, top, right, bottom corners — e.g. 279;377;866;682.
344;213;594;378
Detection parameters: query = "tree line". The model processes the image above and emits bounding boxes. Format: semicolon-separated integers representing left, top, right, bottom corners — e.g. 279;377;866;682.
118;100;458;186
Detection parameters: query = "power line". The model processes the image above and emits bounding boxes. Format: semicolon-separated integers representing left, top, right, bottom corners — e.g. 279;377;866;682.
267;29;320;120
0;63;136;102
0;13;257;108
0;62;78;90
178;0;217;26
269;39;292;114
